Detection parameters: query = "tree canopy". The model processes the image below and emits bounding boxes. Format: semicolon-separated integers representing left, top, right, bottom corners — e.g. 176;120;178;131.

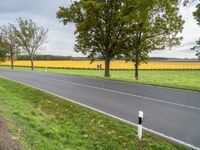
57;0;131;77
193;3;200;25
123;0;184;79
191;3;200;59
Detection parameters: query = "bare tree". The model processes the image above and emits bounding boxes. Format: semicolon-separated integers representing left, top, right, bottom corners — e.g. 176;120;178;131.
14;18;48;70
0;24;19;69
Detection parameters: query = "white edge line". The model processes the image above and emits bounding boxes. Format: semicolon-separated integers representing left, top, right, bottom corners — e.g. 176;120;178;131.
32;69;200;94
1;76;200;150
37;75;200;111
2;69;200;94
78;74;200;94
7;71;197;111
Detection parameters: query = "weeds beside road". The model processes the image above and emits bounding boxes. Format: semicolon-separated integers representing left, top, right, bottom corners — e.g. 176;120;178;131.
0;78;189;150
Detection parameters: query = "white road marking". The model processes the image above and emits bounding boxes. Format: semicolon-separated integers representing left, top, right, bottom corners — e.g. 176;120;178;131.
38;75;200;111
80;75;200;94
0;76;199;150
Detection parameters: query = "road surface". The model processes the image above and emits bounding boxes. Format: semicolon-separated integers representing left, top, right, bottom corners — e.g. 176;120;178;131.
0;70;200;149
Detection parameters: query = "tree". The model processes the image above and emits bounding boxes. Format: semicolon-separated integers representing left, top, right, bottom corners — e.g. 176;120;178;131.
0;36;8;62
0;50;7;62
0;41;8;62
193;3;200;25
0;24;19;69
191;3;200;60
191;38;200;60
57;0;131;77
14;18;48;70
57;0;184;78
123;0;184;80
0;32;9;62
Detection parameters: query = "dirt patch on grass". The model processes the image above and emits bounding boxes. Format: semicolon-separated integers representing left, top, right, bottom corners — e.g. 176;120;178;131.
0;116;21;150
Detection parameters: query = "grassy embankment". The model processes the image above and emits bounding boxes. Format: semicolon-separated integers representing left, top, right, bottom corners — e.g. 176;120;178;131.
0;66;200;92
0;78;189;150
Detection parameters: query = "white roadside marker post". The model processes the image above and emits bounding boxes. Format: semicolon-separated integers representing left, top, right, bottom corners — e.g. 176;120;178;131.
45;67;48;72
138;111;143;140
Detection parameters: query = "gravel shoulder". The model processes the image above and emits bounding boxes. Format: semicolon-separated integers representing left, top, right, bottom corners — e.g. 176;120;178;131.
0;116;21;150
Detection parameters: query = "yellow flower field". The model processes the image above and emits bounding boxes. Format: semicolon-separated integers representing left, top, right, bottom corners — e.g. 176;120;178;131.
1;60;200;70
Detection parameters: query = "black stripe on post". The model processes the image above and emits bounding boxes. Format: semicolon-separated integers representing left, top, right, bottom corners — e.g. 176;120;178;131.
138;117;143;125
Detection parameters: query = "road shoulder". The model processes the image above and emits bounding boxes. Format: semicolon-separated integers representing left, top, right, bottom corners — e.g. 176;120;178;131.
0;116;21;150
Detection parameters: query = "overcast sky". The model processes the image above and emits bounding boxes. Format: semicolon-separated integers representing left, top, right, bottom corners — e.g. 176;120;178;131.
0;0;199;58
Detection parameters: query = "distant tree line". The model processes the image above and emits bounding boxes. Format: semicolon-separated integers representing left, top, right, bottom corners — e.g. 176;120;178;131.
15;55;88;60
11;55;199;61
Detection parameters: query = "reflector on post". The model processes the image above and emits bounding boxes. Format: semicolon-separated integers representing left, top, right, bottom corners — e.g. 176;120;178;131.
138;111;143;140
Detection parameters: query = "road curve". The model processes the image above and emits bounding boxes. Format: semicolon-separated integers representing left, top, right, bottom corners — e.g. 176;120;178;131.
0;70;200;149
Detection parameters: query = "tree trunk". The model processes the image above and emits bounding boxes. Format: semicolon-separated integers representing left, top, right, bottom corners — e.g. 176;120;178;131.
10;50;14;70
135;51;139;80
104;53;110;77
134;24;142;81
30;55;34;71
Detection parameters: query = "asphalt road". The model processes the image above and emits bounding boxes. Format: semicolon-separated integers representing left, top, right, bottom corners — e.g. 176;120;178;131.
0;70;200;149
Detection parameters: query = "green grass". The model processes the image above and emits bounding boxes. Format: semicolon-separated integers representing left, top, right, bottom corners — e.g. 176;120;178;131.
1;66;200;92
0;78;189;150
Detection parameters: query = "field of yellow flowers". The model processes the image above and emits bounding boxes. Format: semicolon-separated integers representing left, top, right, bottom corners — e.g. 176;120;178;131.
1;60;200;70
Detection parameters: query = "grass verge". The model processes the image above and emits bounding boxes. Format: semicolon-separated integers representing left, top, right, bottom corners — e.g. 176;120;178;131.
1;66;200;92
0;78;189;150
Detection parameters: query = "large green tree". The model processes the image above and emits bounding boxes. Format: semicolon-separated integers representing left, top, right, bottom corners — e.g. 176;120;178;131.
14;18;48;70
57;0;131;77
123;0;184;80
0;24;19;69
57;0;184;78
